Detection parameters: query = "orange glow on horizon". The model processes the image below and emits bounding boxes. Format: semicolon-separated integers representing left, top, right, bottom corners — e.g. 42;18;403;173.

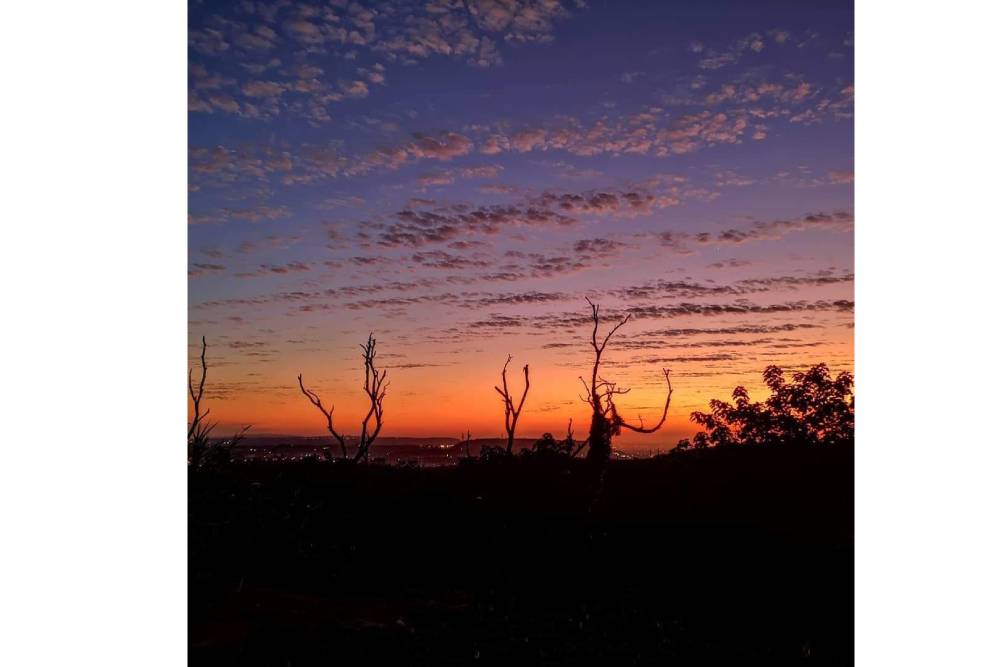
190;318;853;450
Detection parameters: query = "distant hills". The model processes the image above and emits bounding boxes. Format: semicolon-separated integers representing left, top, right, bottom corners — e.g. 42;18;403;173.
225;435;539;465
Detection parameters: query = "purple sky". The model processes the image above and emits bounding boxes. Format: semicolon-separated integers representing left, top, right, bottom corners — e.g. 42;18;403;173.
188;0;853;444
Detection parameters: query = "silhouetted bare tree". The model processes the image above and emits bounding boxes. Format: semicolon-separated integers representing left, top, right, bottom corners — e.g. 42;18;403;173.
494;355;530;455
297;375;347;461
577;298;674;464
298;332;389;463
188;336;251;468
460;429;472;459
188;336;214;467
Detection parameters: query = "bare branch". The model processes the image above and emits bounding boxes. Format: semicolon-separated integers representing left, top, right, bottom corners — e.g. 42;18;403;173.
601;314;631;352
298;373;348;459
615;369;674;434
496;354;530;455
188;336;209;441
356;333;388;462
226;424;252;450
298;333;389;463
579;300;673;463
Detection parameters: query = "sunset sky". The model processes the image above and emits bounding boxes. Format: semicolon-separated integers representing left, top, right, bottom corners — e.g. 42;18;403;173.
188;0;853;448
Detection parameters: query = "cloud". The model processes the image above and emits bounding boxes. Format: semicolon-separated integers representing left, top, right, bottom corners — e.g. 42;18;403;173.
828;170;854;184
339;79;370;98
707;259;753;269
418;172;457;187
411;250;491;270
463;300;852;336
447;240;489;250
347;132;475;176
189;1;582;122
613;273;853;300
189;145;294;186
189;205;292;225
283;17;324;45
480;135;509;154
648;211;854;253
510;129;548;152
636;323;821;338
468;314;528;329
460;164;504;179
656;111;749;154
469;109;755;162
234;261;313;278
623;299;854;320
531;189;679;216
242;80;286;98
467;0;572;42
572;238;627;258
520;253;589;277
189;263;227;278
416;164;503;188
296;287;572;314
195;278;448;312
720;211;854;242
696;32;767;70
704;79;815;107
370;202;575;247
190;102;773;188
411;132;476;160
479;184;518;194
789;84;854;125
463;291;569;308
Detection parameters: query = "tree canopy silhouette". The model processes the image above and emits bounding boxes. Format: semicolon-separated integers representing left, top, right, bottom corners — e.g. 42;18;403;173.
689;363;853;448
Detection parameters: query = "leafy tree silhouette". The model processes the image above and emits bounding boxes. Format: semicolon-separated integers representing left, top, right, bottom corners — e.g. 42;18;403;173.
523;419;578;460
689;363;853;448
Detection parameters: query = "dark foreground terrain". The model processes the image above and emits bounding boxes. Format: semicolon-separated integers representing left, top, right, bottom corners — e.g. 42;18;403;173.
190;444;853;665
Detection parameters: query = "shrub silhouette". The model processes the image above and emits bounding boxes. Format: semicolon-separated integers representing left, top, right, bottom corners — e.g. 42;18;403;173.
525;432;571;459
689;363;854;448
478;444;509;462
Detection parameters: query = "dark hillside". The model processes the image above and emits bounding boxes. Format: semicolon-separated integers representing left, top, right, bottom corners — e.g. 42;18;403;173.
190;443;852;665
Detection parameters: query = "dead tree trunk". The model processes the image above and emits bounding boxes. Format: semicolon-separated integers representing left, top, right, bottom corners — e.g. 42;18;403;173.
494;355;530;455
577;299;674;464
188;336;213;467
356;333;388;462
297;332;388;463
189;336;251;467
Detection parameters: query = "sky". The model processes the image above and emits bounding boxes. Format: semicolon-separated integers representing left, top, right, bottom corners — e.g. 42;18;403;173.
188;0;853;448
